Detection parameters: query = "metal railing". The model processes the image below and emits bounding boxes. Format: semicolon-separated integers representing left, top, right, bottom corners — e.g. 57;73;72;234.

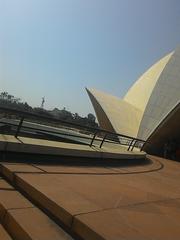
0;106;146;151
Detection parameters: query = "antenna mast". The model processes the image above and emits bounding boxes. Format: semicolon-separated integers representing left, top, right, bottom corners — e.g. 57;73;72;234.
41;97;45;108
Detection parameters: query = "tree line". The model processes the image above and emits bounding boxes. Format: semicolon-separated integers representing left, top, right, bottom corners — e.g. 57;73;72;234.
0;92;99;128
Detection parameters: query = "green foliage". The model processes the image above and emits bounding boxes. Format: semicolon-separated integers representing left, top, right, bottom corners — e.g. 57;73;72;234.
0;91;99;128
0;92;32;111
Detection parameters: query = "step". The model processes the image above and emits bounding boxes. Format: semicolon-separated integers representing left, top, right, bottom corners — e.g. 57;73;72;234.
0;184;74;240
0;190;33;222
0;224;12;240
0;163;44;182
1;157;180;240
0;179;14;190
4;208;73;240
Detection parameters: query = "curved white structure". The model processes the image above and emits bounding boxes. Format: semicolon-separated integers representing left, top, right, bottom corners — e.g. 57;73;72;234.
87;47;180;140
86;88;142;138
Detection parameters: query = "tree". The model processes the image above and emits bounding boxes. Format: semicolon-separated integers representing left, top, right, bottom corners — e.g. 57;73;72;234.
0;91;99;128
73;113;80;120
24;102;32;111
87;113;96;122
0;92;8;100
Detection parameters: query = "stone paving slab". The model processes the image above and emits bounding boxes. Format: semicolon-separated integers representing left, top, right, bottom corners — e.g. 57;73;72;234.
14;169;178;229
0;155;160;176
0;190;34;221
4;208;73;240
33;164;120;174
13;156;180;240
0;163;44;173
73;209;150;240
73;199;180;240
148;156;180;179
0;224;12;240
0;163;44;182
115;172;180;199
106;159;162;174
17;170;180;205
15;174;101;227
0;179;14;190
0;155;180;240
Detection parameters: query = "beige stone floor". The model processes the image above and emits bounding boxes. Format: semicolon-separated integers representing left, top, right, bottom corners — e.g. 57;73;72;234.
0;155;180;239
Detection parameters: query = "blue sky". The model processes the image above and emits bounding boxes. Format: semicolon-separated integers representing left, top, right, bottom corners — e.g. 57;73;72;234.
0;0;180;116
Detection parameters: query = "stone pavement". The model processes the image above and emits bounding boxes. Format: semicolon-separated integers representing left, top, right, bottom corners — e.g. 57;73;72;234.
0;224;12;240
0;155;180;239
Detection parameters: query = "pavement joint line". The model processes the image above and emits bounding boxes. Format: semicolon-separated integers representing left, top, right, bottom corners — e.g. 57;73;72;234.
11;164;163;175
0;162;32;165
72;197;180;218
71;211;143;240
114;197;180;209
0;188;15;191
30;164;47;173
7;206;35;211
0;158;164;178
0;156;158;175
11;171;47;174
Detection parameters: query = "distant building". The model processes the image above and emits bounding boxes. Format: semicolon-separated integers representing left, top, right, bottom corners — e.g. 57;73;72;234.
87;47;180;154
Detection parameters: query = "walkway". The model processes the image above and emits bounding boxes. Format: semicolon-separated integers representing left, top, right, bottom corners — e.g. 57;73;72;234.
0;154;180;239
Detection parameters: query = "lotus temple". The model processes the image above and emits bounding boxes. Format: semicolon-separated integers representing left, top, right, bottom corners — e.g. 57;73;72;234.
87;47;180;155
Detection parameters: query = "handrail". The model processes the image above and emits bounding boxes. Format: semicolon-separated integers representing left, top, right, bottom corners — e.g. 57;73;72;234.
0;106;146;150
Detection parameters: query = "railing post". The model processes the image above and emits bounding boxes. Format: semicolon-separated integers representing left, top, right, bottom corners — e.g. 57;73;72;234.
140;142;145;151
89;131;98;147
15;116;24;138
127;139;134;151
99;134;107;148
131;140;137;151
